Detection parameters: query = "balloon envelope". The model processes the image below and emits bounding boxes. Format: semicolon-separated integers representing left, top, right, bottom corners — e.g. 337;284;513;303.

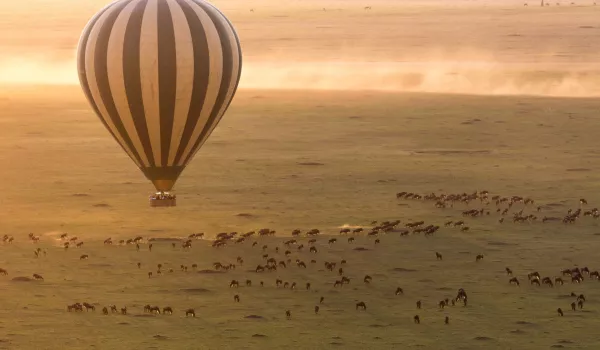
77;0;242;191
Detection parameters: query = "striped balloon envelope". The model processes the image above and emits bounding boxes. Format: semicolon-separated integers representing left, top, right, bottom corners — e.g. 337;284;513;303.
77;0;242;193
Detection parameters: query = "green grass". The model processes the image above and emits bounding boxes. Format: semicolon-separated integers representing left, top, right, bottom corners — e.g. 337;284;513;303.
1;87;600;349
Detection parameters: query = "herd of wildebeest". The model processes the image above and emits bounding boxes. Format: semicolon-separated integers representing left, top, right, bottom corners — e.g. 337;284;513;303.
1;189;598;324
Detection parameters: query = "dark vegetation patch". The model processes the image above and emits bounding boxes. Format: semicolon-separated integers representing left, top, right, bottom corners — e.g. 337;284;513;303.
461;118;483;125
473;336;494;341
510;329;526;334
252;334;267;338
92;203;110;208
557;340;574;344
515;321;535;325
11;277;33;282
297;162;325;166
487;241;517;246
580;26;595;29
245;315;264;319
153;335;169;340
198;270;224;274
392;267;417;272
236;213;256;218
71;193;89;197
414;150;491;156
566;168;590;172
353;247;370;251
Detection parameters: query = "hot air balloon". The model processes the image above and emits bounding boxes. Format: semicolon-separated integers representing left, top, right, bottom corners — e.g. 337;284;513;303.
77;0;242;206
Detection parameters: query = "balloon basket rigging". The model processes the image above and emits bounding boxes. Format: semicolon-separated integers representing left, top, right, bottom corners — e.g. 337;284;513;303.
149;192;177;207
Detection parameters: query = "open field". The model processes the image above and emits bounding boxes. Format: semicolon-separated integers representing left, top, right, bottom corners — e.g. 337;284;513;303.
1;0;600;349
1;87;600;350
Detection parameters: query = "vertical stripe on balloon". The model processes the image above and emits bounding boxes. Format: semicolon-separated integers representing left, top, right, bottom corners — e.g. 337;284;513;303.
139;0;162;166
182;0;241;166
85;0;143;168
107;0;151;167
157;0;177;167
123;0;155;166
165;0;195;166
174;0;223;166
78;2;122;159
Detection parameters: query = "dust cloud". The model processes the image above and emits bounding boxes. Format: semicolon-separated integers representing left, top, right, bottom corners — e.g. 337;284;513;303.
0;53;598;98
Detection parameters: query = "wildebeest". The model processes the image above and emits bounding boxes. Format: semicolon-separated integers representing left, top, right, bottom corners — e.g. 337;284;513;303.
416;300;422;309
286;310;291;319
557;308;563;316
445;316;449;324
315;306;319;314
475;254;484;262
436;252;442;260
80;254;88;260
414;315;420;324
102;307;109;315
163;307;173;314
234;295;240;302
0;268;7;275
571;302;576;311
186;309;195;317
33;274;44;280
356;302;367;310
363;275;372;284
506;267;513;276
395;287;404;295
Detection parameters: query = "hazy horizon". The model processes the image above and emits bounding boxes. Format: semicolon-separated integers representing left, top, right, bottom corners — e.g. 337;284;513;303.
1;0;599;97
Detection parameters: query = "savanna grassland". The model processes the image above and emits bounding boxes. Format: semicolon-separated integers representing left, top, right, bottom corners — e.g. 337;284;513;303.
1;1;600;349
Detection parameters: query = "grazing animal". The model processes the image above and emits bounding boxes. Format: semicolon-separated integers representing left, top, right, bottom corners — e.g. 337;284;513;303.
445;316;449;324
530;278;540;286
110;305;118;313
395;287;404;295
186;309;195;317
83;303;95;311
33;274;44;281
0;268;7;275
436;252;442;260
320;296;324;304
163;307;173;315
571;302;576;311
102;307;109;315
80;254;88;260
506;267;513;276
577;294;586;302
475;254;484;262
286;310;291;319
230;280;239;288
356;302;367;310
414;315;420;324
315;306;319;314
234;295;240;302
363;275;372;284
416;300;422;309
578;300;584;309
246;279;252;287
557;308;563;316
121;307;127;315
